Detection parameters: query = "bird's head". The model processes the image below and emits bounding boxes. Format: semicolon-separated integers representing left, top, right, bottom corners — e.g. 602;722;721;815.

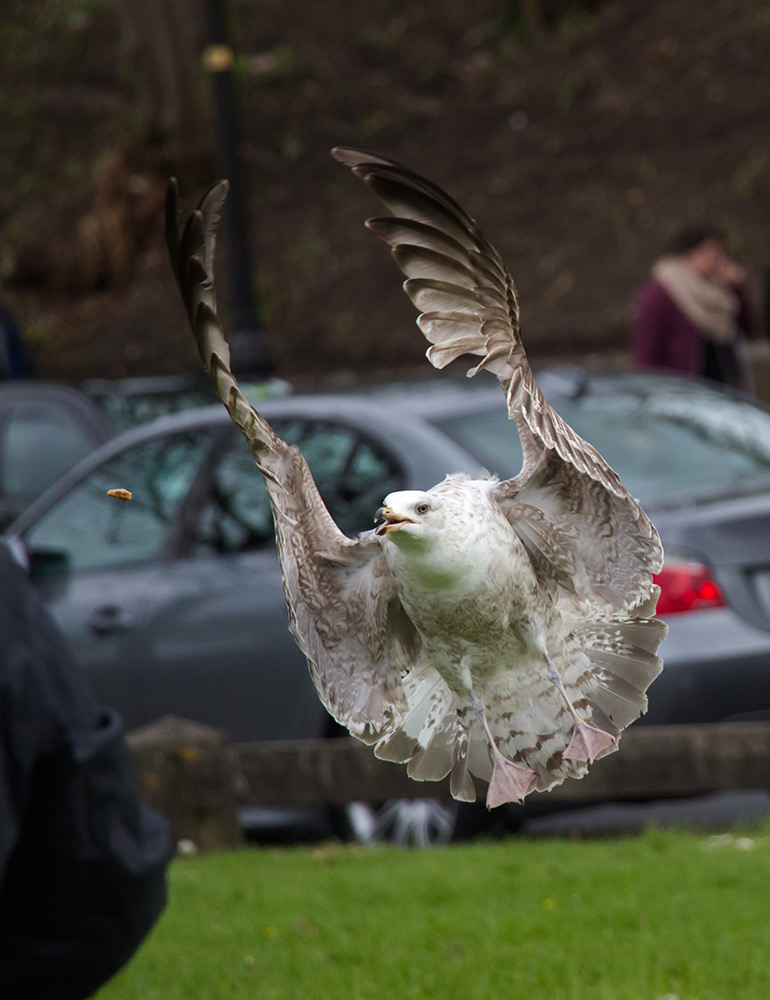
374;477;497;556
374;490;440;548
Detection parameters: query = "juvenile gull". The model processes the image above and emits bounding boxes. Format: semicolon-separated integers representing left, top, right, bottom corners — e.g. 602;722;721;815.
166;149;666;808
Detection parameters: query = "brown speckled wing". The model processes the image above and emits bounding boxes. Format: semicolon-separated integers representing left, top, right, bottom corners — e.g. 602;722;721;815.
332;148;664;611
166;179;414;737
499;450;663;611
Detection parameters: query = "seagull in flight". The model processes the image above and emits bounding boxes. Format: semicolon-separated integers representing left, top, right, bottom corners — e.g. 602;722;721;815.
166;148;666;808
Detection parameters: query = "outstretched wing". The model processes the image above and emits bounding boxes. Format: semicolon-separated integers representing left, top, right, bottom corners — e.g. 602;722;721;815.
332;148;663;610
166;179;416;738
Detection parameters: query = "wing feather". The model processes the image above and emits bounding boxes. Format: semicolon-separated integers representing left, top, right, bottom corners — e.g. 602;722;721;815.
332;146;664;610
392;245;477;286
367;217;471;264
405;278;482;315
418;314;487;346
166;179;418;737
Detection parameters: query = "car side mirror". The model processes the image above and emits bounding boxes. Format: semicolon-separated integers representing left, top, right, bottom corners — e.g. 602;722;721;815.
27;546;71;581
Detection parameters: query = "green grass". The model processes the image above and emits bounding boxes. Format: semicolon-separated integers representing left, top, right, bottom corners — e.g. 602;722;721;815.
100;824;770;1000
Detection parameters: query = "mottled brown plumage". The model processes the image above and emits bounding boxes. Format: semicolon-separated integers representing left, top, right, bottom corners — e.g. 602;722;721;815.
166;150;666;808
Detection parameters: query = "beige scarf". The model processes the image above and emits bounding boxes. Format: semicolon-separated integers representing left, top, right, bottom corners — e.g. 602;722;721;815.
652;256;739;344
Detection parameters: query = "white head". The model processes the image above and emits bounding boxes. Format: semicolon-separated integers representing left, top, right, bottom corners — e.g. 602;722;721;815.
374;477;497;552
374;478;507;594
374;490;440;550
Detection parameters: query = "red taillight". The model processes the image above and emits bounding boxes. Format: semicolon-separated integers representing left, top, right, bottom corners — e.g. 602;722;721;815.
653;563;726;615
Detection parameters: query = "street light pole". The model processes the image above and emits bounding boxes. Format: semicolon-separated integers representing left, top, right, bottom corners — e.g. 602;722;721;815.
202;0;273;377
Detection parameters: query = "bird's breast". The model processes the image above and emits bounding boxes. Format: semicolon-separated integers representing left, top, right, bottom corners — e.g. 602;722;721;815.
393;553;540;646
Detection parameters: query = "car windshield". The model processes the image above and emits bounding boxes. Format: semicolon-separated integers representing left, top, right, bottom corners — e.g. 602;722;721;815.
431;381;770;507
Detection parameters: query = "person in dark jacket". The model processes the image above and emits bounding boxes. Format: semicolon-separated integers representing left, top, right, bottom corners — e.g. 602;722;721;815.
632;224;756;390
0;541;172;999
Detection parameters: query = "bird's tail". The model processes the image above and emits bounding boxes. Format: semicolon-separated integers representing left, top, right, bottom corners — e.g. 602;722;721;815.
371;597;665;805
372;662;492;803
491;597;666;794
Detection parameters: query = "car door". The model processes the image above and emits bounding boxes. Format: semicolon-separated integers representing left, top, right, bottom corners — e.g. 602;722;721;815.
21;424;218;728
131;418;407;742
21;411;407;743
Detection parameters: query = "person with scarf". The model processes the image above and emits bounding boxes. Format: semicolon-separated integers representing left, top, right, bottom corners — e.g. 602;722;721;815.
632;224;756;390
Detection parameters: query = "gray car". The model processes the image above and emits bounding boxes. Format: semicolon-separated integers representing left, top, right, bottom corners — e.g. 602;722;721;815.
0;375;221;531
0;381;112;530
5;372;770;842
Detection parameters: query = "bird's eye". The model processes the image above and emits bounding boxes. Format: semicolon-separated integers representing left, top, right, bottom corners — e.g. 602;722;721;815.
416;503;430;515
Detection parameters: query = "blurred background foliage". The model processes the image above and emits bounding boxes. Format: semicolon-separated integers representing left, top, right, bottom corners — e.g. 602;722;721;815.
0;0;769;382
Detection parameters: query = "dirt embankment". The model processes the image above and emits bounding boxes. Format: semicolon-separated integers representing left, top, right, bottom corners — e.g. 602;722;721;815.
1;0;769;384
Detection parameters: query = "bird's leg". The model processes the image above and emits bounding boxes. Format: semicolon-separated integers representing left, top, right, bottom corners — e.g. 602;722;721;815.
541;648;615;762
450;713;476;803
468;687;535;808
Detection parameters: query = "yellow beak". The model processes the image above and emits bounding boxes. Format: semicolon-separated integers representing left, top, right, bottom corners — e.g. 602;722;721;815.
374;506;414;535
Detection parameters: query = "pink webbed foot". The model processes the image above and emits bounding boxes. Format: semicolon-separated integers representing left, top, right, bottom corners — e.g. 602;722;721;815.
485;756;536;809
563;723;616;763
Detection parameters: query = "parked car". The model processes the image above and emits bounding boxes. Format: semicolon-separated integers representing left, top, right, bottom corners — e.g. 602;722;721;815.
79;374;220;432
5;371;770;843
0;375;224;531
0;381;111;530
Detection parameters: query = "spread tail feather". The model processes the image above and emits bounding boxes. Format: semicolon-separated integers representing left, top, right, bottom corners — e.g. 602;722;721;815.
370;606;665;806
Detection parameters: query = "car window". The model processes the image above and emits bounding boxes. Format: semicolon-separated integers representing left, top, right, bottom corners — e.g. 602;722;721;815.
192;421;405;554
335;433;404;530
432;410;524;479
194;442;274;554
432;385;770;507
90;388;217;432
0;403;99;502
23;429;215;573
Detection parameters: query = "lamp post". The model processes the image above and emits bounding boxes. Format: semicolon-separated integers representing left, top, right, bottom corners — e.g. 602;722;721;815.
202;0;273;377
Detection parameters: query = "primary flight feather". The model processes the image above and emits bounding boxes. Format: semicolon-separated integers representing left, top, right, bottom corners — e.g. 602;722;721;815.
166;149;666;808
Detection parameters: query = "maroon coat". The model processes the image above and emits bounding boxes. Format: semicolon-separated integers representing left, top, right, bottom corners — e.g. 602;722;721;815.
632;279;754;378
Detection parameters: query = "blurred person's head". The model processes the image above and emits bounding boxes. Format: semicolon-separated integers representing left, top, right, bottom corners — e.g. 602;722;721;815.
666;224;728;282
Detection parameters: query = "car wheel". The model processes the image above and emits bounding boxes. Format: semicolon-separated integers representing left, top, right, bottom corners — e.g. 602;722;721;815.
342;798;461;847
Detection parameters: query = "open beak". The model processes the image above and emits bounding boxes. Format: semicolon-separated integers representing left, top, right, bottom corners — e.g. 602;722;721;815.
374;506;414;536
